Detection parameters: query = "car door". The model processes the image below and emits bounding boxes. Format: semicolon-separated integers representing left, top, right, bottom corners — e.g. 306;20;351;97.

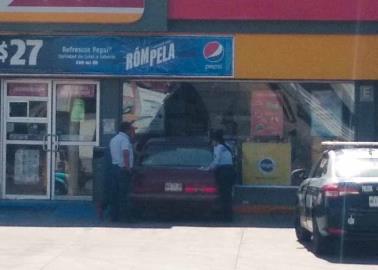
304;154;329;231
297;178;311;228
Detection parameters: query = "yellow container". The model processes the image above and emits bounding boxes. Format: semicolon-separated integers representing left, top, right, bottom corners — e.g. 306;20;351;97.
242;142;291;185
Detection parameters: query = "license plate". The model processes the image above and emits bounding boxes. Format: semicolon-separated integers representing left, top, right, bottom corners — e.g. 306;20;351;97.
369;196;378;207
362;185;373;193
164;182;183;192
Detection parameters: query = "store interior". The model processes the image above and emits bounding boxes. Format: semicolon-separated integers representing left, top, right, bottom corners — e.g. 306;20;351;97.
122;81;355;186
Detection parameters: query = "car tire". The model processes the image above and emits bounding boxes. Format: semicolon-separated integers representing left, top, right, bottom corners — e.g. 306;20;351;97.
295;213;311;242
312;218;329;255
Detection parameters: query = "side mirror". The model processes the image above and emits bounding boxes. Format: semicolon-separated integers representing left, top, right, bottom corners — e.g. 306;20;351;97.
291;169;307;186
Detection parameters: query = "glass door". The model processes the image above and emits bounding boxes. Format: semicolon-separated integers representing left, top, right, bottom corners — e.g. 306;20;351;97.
2;80;52;199
2;79;99;200
52;81;99;199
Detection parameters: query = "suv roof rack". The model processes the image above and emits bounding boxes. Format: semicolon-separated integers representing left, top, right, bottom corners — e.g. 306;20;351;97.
321;141;378;149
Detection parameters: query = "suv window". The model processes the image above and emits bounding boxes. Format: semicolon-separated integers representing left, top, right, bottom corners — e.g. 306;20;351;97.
141;145;213;167
312;156;328;178
336;157;378;177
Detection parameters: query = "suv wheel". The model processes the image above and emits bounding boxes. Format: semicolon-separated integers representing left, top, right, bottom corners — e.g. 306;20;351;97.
295;212;311;242
312;219;329;255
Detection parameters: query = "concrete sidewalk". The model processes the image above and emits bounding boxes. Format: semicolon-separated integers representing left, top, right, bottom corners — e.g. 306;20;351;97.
0;200;295;270
1;201;377;270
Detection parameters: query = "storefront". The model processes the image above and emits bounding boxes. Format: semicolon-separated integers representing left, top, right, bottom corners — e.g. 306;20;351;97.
0;0;377;200
0;0;168;200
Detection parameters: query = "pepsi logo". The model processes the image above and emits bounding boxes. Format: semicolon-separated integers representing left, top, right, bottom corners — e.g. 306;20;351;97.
203;41;224;63
258;158;276;174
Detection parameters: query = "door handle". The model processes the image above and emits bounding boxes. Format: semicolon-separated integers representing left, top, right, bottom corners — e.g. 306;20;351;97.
52;134;60;152
43;134;49;152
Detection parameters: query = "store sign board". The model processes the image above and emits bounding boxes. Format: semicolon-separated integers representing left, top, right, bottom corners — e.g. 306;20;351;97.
0;36;234;77
235;34;378;80
169;0;378;21
0;0;145;23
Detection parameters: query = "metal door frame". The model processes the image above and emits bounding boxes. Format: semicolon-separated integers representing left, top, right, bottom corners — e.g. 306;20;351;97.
1;79;52;199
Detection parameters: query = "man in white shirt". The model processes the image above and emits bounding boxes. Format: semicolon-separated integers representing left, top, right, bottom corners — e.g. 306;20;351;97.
109;122;135;221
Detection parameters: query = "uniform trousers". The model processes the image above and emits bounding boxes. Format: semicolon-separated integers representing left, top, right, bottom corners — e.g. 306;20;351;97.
110;165;131;221
215;165;235;221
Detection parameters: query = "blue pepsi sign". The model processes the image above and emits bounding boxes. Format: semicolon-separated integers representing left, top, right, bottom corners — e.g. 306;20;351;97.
0;35;233;77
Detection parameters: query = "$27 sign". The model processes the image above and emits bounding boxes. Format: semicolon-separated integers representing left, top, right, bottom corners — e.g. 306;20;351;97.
0;39;43;66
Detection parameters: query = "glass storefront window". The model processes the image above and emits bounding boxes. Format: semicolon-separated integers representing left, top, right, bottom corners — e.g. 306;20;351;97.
123;81;355;186
55;84;97;142
5;144;48;196
7;122;47;141
54;145;94;196
8;101;48;118
9;102;28;117
29;101;47;118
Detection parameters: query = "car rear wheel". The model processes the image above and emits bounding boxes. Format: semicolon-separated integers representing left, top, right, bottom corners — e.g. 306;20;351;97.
312;218;329;255
295;213;311;242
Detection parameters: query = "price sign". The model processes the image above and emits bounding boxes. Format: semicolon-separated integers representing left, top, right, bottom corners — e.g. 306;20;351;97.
0;39;43;66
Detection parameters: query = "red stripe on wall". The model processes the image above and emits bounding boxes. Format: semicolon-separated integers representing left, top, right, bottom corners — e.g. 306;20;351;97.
169;0;378;21
10;0;144;8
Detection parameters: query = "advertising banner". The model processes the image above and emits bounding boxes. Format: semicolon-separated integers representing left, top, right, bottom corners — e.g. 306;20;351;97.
0;35;234;77
251;90;284;138
0;0;144;24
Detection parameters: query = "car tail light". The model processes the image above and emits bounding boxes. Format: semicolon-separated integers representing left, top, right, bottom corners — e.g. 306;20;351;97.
184;185;217;194
202;186;218;193
322;183;360;198
327;227;345;236
184;186;197;193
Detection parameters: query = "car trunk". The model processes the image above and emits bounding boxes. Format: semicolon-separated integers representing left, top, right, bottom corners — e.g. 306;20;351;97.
327;179;378;232
132;166;218;195
343;179;378;210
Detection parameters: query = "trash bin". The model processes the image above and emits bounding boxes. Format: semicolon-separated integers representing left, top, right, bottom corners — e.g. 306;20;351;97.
92;146;111;217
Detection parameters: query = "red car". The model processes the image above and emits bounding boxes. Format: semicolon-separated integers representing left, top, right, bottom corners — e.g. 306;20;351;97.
129;137;221;217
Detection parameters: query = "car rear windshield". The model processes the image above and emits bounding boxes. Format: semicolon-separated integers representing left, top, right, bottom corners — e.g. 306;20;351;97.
336;157;378;177
141;145;213;167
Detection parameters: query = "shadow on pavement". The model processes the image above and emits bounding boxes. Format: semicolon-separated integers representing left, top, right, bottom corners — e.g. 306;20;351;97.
0;200;294;229
299;239;378;265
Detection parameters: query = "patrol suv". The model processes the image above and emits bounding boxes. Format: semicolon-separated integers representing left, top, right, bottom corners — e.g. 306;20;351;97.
294;142;378;254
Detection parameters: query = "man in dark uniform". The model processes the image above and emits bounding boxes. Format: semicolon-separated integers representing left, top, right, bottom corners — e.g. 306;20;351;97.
206;130;236;221
109;122;135;221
